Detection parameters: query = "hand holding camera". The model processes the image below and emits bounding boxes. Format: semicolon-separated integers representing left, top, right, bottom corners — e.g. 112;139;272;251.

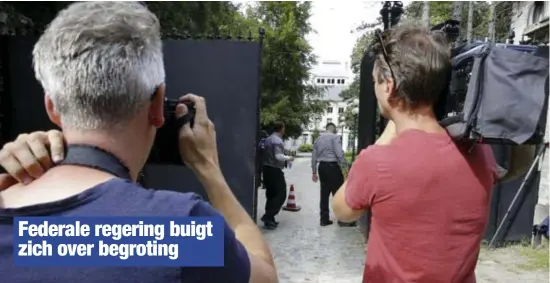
0;93;221;187
175;94;220;174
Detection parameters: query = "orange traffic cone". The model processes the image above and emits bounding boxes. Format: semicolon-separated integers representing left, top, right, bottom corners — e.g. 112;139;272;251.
282;184;301;212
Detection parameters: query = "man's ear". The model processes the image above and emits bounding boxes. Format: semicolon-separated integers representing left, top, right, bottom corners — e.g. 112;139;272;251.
386;78;400;106
149;84;165;128
44;94;62;127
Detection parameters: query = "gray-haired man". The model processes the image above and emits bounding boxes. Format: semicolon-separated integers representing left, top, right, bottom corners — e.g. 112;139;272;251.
0;2;276;282
311;123;355;227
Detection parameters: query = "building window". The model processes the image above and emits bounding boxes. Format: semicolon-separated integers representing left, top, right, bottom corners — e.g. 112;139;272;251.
342;79;346;84
327;118;333;124
532;2;545;24
316;78;321;83
331;79;335;84
338;107;344;113
302;133;308;144
327;107;333;113
337;79;342;84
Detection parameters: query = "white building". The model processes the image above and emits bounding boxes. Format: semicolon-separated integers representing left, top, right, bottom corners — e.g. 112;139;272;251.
510;1;549;224
287;60;357;152
510;1;549;44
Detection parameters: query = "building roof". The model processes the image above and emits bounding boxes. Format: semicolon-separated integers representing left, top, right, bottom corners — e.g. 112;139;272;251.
312;60;351;78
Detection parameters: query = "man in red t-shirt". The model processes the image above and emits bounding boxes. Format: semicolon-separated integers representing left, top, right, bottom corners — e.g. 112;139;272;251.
331;25;531;283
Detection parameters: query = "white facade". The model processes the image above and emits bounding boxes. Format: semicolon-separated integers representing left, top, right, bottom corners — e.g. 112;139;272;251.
510;1;549;223
510;1;549;44
286;60;357;152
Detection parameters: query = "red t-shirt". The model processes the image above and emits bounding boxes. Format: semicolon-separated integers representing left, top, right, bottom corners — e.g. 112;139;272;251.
346;129;497;283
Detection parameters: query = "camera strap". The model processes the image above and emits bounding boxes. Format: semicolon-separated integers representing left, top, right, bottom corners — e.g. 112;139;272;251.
59;144;131;180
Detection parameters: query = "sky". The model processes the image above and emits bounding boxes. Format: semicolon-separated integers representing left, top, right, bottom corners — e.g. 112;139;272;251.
237;1;411;76
307;1;410;75
307;1;380;63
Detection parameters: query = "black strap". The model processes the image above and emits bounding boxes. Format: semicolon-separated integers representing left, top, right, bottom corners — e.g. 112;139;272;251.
59;144;131;180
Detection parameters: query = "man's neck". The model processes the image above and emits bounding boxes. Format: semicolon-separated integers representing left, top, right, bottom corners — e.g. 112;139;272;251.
390;108;444;135
64;129;148;181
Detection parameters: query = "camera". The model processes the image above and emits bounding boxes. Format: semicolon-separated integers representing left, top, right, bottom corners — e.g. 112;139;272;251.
147;98;196;165
433;21;549;145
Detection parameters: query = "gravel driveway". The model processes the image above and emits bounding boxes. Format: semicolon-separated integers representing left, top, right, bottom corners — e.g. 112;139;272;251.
256;155;549;282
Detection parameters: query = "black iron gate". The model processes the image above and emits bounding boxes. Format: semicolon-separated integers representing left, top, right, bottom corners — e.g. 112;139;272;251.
0;33;264;220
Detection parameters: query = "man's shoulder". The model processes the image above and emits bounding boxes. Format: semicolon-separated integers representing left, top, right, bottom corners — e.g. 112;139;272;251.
319;132;338;141
96;179;217;217
267;134;283;144
327;133;339;139
355;145;386;167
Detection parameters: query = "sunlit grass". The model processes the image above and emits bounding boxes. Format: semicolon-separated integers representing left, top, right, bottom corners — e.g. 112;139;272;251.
480;238;549;271
515;241;549;271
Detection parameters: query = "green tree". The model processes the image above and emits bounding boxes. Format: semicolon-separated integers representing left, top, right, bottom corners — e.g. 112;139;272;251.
1;1;325;138
339;1;515;134
1;2;246;38
339;30;375;132
350;32;375;75
339;31;374;103
146;2;245;38
311;128;320;144
404;1;514;42
246;2;327;138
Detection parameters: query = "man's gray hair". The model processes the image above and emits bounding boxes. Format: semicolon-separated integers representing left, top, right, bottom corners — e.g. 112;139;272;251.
33;1;165;130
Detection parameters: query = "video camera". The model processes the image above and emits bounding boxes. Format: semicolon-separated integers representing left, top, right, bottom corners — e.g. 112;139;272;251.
432;20;549;145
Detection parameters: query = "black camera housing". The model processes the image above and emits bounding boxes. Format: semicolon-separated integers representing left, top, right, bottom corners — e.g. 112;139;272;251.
147;98;196;165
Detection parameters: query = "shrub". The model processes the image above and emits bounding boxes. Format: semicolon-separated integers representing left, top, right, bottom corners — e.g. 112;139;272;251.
284;149;297;156
311;129;320;143
298;143;313;152
345;151;355;164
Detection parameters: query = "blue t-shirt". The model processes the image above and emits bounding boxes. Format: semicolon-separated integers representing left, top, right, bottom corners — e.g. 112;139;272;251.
0;178;251;283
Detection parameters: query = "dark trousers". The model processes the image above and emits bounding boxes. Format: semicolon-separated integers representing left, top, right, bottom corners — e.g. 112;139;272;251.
262;165;287;222
318;161;344;221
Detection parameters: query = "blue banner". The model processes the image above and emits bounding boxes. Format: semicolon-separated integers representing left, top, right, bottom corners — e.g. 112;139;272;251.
13;216;224;267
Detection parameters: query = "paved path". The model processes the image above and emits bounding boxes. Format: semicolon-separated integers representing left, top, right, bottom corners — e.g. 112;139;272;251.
256;155;549;283
256;155;365;283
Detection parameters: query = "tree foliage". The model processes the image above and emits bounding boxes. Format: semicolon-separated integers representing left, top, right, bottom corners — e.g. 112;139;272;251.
146;2;245;38
0;1;325;138
245;2;327;138
339;1;515;133
338;31;374;132
404;1;514;42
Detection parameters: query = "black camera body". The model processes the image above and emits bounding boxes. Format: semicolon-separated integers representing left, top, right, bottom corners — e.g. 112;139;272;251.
147;98;196;165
